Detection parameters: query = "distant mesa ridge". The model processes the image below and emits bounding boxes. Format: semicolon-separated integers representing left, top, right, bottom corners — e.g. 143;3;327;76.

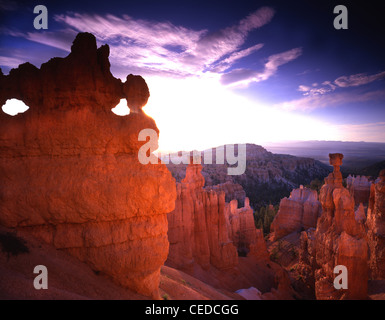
166;143;331;210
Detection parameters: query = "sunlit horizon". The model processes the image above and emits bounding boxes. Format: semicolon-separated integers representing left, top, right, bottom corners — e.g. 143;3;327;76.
3;90;384;154
143;75;346;153
1;1;384;152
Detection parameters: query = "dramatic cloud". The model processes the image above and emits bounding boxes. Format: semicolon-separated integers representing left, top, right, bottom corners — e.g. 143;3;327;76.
277;89;385;112
297;81;336;96
334;71;385;88
298;71;385;97
221;47;302;86
26;7;274;79
210;43;264;73
220;68;258;86
298;85;311;92
259;48;302;81
0;7;283;83
24;29;78;52
0;56;27;69
182;6;274;69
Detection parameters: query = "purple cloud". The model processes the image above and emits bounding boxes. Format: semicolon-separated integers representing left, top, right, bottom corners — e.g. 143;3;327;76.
178;6;274;71
25;29;77;52
220;47;302;86
0;56;27;69
258;47;302;81
1;7;276;81
239;7;275;33
334;71;385;87
220;68;259;85
298;71;385;98
297;81;336;96
277;88;385;111
210;43;264;73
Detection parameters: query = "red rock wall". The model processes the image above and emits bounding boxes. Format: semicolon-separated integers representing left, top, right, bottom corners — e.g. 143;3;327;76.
206;181;246;206
346;175;372;206
166;162;238;270
270;186;321;241
167;161;271;271
299;154;368;300
0;32;176;298
225;198;269;260
367;170;385;279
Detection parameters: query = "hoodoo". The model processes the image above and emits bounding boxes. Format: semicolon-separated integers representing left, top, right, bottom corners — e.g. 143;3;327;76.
299;153;368;299
0;32;176;298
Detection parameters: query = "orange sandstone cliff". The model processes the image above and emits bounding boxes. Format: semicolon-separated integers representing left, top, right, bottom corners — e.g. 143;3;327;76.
167;160;269;271
166;161;294;299
346;175;372;206
0;32;176;298
367;169;385;279
166;161;239;271
299;153;368;299
270;185;321;241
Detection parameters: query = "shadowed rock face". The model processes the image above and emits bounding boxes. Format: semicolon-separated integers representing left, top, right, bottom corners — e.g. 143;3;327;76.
206;181;246;207
346;175;372;206
367;169;385;279
225;198;269;260
270;186;321;241
299;153;368;300
0;32;176;298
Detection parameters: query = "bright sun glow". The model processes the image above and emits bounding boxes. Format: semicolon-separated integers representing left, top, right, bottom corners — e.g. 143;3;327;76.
144;75;341;152
111;98;130;116
2;98;29;116
0;82;341;150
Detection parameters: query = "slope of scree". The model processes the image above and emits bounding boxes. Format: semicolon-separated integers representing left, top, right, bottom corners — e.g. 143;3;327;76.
0;225;240;300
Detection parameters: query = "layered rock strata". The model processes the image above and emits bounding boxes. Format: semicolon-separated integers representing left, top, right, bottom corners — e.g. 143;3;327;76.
166;162;238;270
346;175;372;206
167;161;269;271
270;186;321;241
206;181;246;206
0;32;176;298
299;153;368;299
367;169;385;279
225;198;269;259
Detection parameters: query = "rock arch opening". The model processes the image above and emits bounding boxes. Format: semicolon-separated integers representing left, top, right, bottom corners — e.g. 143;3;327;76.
111;98;130;116
2;98;30;116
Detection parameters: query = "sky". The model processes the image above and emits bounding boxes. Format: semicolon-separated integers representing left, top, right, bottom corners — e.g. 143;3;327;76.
1;0;385;152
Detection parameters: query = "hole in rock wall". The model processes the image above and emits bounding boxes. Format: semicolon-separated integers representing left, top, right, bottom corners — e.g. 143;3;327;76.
2;98;30;116
111;99;130;116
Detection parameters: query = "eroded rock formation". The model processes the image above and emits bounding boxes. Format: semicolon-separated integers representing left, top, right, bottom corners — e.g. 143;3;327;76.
166;144;331;209
299;153;368;299
270;186;321;241
225;198;269;259
206;181;246;207
167;160;270;271
0;32;176;298
346;175;372;206
367;169;385;279
166;161;238;270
